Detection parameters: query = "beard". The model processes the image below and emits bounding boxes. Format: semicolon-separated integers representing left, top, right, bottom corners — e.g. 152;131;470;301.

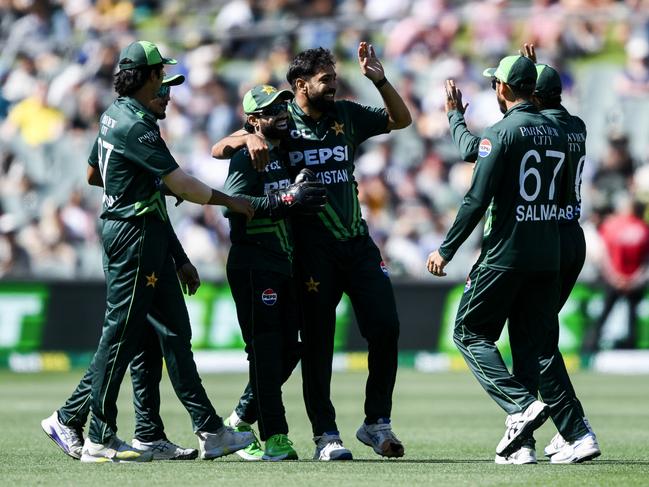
261;122;288;140
306;88;335;112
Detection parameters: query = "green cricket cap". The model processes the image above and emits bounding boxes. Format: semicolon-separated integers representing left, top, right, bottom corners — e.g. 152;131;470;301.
242;84;294;114
118;40;177;70
534;64;562;97
162;74;185;86
483;55;536;89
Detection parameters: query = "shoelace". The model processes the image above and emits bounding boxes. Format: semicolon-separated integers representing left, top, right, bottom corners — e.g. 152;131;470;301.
273;436;294;447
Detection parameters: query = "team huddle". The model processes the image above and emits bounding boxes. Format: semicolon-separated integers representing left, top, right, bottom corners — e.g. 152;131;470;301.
40;39;600;465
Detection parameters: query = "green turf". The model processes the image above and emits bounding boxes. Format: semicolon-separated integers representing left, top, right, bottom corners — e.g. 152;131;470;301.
1;369;648;486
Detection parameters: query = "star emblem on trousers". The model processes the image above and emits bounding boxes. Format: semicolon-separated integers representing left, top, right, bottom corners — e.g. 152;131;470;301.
305;276;320;292
145;272;158;288
331;121;344;135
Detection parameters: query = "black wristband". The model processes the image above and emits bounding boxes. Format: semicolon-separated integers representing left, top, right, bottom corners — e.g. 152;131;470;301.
374;77;388;89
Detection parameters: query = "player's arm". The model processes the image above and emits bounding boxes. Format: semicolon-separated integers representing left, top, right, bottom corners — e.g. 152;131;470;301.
87;139;104;186
438;128;505;262
211;129;270;172
445;79;479;162
165;222;201;295
224;151;274;217
358;42;411;131
87;165;103;187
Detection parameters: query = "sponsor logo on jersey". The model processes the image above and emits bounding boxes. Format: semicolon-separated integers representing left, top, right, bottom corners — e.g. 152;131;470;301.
478;139;492;157
264;178;291;192
138;129;160;144
288;146;350;166
380;261;389;276
464;276;471;293
261;288;277;306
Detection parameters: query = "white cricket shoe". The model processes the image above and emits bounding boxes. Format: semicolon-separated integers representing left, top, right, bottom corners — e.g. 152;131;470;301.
131;438;198;460
550;433;601;464
496;401;550;457
41;411;84;460
313;432;353;461
544;417;596;458
196;425;254;460
80;436;153;463
356;418;404;458
495;446;537;464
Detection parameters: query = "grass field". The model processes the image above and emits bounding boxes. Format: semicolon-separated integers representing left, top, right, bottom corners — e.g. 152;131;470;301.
1;369;648;486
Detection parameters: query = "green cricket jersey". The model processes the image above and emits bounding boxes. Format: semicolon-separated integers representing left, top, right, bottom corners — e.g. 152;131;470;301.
286;99;389;241
448;106;584;223
440;102;567;271
88;97;178;221
224;145;293;275
540;107;586;223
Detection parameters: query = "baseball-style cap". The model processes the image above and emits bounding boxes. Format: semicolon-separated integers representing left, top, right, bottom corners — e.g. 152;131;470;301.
483;55;536;89
534;64;562;97
118;40;177;70
242;84;294;114
162;74;185;86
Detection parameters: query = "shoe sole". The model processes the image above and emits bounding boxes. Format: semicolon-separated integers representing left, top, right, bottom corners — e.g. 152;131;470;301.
202;440;255;460
41;421;81;460
262;453;299;461
497;404;550;457
551;448;601;464
356;431;404;458
153;450;199;461
235;450;264;461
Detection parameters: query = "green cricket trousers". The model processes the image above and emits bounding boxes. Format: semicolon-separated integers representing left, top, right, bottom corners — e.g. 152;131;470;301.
87;215;221;443
453;264;559;415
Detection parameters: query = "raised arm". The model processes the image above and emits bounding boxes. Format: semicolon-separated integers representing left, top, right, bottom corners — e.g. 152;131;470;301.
358;42;411;131
445;79;480;162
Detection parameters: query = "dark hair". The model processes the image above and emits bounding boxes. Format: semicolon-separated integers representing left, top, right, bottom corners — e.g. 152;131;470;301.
114;61;163;96
509;83;535;99
535;94;562;109
286;47;335;88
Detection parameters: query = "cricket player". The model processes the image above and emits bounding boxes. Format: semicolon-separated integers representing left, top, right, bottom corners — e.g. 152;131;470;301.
41;75;208;461
442;45;600;464
223;85;327;461
43;40;257;463
427;55;567;458
212;43;412;460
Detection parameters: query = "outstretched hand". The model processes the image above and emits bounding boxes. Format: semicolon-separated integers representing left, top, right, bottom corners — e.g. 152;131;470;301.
358;42;385;83
445;79;468;114
519;43;537;64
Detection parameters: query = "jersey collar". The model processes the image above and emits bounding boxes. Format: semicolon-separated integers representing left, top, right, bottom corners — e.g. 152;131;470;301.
123;96;158;123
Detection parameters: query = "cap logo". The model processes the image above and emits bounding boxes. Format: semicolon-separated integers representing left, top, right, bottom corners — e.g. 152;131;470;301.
261;85;277;95
478;139;492;158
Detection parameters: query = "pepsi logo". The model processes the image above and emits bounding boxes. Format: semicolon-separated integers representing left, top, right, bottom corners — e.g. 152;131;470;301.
464;276;472;293
478;139;492;158
380;261;389;276
261;288;277;306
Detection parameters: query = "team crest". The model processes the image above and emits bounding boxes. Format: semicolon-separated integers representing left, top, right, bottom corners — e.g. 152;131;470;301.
464;276;472;293
261;288;277;306
478;139;492;158
380;261;389;277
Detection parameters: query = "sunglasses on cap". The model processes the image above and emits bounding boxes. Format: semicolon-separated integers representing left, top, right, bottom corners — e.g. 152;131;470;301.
491;77;501;90
254;102;288;117
156;85;171;98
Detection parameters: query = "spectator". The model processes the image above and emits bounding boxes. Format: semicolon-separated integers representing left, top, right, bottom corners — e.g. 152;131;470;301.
583;195;649;353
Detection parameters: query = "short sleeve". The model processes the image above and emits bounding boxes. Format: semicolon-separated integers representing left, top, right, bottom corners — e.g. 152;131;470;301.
88;138;99;167
340;100;389;144
124;122;179;177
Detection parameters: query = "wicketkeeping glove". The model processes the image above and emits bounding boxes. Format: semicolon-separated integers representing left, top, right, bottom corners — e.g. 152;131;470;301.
267;168;327;219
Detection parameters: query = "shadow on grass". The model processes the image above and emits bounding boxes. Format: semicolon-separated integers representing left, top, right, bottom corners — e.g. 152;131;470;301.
294;459;649;465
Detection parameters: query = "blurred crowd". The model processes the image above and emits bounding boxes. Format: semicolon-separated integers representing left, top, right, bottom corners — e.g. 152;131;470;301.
2;0;649;288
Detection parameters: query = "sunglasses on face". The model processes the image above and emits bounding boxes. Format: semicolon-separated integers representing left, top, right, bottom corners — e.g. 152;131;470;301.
255;102;288;117
156;85;171;98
